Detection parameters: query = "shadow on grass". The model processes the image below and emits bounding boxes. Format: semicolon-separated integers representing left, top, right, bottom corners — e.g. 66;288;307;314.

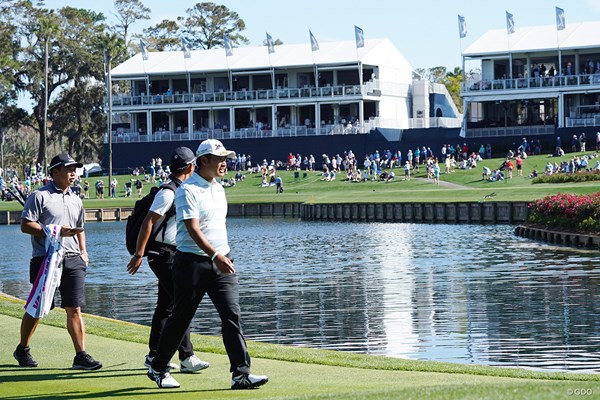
0;368;142;384
2;387;230;400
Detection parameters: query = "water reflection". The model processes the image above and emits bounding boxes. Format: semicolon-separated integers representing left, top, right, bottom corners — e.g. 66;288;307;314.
1;219;600;372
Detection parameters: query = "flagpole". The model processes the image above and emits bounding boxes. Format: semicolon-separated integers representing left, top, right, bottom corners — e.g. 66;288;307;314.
225;53;232;91
354;27;363;87
266;33;274;89
556;7;563;76
458;15;467;91
309;30;319;91
139;40;150;111
506;12;513;80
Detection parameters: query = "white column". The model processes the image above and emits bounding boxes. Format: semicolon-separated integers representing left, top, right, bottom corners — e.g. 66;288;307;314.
272;105;277;136
188;108;193;138
358;100;364;132
315;103;321;134
229;107;235;134
558;94;564;128
146;111;152;138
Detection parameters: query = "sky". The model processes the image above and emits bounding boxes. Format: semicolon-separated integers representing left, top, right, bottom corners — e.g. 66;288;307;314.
38;0;600;70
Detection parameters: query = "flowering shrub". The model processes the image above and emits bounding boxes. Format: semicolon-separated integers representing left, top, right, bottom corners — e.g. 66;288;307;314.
528;193;600;231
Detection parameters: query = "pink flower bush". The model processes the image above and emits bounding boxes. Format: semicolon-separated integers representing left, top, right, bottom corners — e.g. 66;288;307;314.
528;192;600;231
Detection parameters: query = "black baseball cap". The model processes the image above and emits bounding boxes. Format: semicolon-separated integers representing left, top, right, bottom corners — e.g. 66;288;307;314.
49;153;83;171
170;146;196;169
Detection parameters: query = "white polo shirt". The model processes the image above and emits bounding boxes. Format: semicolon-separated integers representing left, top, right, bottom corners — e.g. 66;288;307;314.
174;172;230;256
149;185;177;246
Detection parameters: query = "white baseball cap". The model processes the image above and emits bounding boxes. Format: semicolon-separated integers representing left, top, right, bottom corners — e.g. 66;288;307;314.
196;139;236;159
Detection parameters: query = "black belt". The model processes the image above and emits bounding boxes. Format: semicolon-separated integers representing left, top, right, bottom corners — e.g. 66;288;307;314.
64;252;81;258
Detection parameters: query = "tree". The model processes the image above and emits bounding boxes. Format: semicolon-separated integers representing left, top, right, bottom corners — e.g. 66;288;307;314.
415;66;466;113
141;19;180;51
49;83;106;162
444;67;464;113
4;125;38;175
177;2;248;49
112;0;151;48
262;37;283;47
96;31;127;184
16;6;62;167
0;0;22;112
0;105;28;174
17;4;110;165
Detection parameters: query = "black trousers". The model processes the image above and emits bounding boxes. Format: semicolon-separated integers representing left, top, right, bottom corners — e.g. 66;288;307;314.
152;251;251;375
147;245;193;360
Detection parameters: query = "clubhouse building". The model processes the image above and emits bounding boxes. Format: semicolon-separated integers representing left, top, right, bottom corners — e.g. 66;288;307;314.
108;38;460;145
461;20;600;139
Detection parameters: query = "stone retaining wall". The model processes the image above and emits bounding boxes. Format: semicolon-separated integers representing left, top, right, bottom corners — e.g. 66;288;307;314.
514;225;600;248
0;201;529;225
300;202;528;223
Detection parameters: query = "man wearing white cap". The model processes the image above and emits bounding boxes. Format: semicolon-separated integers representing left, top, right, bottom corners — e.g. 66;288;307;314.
148;140;268;390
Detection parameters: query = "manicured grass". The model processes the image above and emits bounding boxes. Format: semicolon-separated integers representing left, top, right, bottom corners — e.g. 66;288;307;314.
1;151;598;211
0;294;598;399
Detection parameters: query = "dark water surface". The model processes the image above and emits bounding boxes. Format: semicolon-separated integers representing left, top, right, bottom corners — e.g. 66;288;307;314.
1;219;600;372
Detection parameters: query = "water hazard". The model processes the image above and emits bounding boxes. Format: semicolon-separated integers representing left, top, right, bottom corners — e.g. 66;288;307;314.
1;219;600;372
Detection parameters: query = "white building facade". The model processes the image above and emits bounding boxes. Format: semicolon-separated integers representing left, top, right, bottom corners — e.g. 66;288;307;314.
108;38;460;144
461;21;600;139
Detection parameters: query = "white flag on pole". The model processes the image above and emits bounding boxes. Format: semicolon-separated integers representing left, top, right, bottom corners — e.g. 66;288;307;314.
224;35;234;56
139;39;149;61
354;25;365;48
309;30;319;51
266;32;275;54
506;11;515;34
556;7;566;31
458;15;467;38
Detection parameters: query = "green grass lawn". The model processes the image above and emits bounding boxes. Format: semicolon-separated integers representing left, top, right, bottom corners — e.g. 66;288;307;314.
1;294;599;399
1;151;598;212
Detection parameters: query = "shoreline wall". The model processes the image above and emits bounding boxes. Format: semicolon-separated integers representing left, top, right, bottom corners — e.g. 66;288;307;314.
514;225;600;248
0;201;528;225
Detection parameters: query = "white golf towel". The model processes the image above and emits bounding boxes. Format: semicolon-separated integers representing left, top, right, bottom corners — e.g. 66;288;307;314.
24;224;65;318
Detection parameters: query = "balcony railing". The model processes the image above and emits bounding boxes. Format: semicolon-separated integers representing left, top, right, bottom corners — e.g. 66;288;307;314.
566;115;600;128
111;83;370;108
103;121;379;144
465;125;554;138
462;73;600;94
409;117;462;129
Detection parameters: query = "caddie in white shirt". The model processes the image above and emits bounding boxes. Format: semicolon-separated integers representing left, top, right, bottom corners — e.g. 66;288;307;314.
148;139;268;390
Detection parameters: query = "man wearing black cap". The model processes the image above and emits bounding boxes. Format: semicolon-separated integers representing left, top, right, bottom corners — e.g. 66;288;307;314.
126;147;209;373
14;153;102;370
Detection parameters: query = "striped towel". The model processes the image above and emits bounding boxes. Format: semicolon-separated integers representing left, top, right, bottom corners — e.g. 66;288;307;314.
24;224;65;318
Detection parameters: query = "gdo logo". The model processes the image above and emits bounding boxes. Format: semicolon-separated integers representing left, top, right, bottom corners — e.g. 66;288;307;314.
567;388;593;396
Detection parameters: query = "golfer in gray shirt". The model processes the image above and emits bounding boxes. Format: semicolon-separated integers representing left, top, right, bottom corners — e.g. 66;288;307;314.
13;153;102;370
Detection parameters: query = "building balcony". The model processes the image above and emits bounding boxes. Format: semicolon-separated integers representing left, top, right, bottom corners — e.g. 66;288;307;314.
103;119;381;144
465;125;555;138
111;83;371;110
461;73;600;96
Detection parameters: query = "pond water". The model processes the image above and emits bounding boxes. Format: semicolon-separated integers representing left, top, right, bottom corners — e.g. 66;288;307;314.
1;219;600;373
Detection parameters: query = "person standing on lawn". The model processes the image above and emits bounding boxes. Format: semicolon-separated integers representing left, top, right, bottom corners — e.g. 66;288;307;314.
14;153;102;371
147;140;268;390
127;147;209;373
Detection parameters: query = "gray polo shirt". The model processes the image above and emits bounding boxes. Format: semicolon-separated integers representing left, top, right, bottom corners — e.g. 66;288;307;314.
21;182;85;257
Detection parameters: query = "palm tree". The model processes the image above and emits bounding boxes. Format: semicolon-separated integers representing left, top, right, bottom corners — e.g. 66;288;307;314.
97;32;126;190
38;11;60;175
